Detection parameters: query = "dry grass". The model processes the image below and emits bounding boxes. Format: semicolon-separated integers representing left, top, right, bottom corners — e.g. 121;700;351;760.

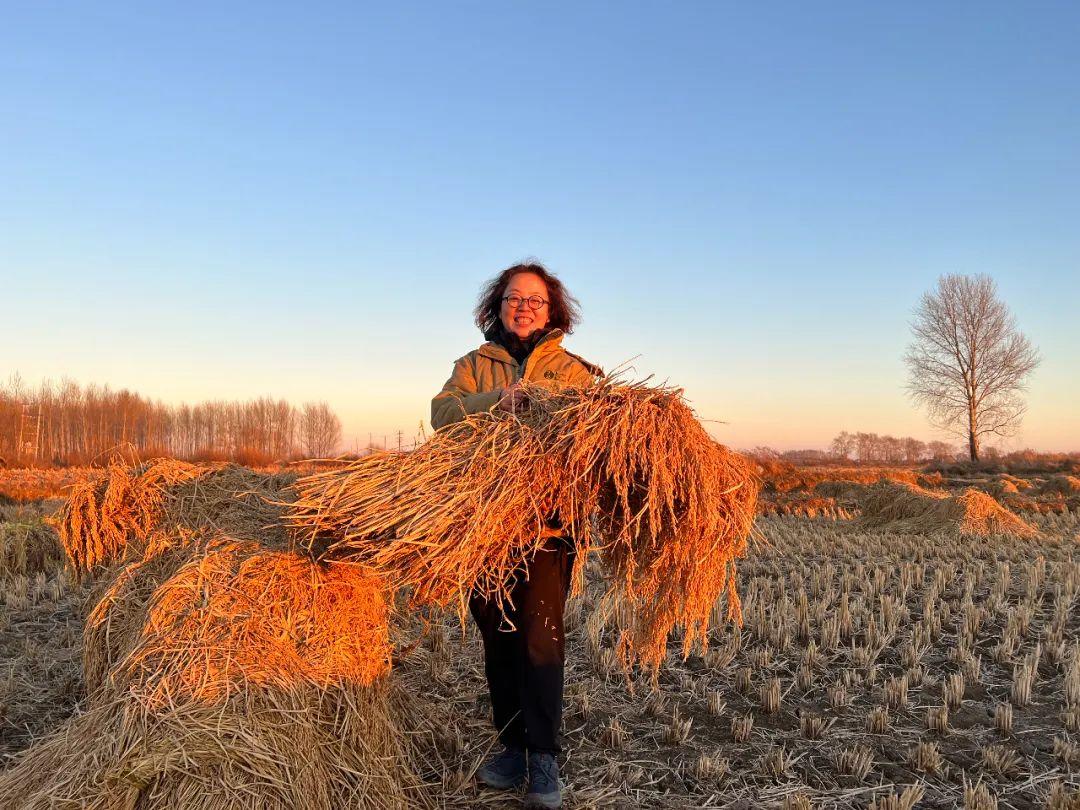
2;463;431;809
0;536;424;810
56;460;298;575
0;516;64;580
287;379;759;670
5;460;1080;808
0;678;425;809
857;480;1039;538
54;459;208;576
1042;475;1080;495
0;468;98;503
120;539;392;704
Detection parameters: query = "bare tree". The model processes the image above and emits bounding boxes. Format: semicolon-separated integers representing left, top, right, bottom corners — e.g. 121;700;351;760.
830;431;856;460
905;274;1040;462
901;437;927;464
926;440;956;462
300;401;342;458
0;375;342;465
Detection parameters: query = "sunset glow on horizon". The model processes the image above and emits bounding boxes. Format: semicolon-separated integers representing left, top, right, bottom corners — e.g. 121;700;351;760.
4;3;1078;453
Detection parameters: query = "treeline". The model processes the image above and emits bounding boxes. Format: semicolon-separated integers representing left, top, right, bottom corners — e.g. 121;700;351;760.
827;431;955;463
751;432;955;464
756;431;1078;467
0;376;342;467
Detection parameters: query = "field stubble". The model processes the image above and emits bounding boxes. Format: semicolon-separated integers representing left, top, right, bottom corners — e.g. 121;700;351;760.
401;506;1080;808
1;474;1080;808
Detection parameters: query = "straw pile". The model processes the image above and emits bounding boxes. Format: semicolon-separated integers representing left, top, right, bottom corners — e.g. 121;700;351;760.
54;459;208;576
1;465;428;810
287;379;759;670
0;516;65;580
1041;474;1080;495
121;538;391;705
813;480;862;499
857;480;1038;538
985;478;1020;497
55;459;298;575
999;473;1034;491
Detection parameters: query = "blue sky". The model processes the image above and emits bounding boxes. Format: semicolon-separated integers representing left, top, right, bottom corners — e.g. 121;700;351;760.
3;2;1078;451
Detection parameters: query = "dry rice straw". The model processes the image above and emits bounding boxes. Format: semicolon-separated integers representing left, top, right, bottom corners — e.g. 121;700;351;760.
287;378;759;670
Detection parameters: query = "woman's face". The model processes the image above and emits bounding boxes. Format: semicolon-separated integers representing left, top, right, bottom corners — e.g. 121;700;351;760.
499;272;550;339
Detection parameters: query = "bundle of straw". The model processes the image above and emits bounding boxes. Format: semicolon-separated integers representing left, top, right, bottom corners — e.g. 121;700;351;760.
1041;474;1080;495
54;459;208;577
0;536;425;810
287;379;759;670
121;538;392;705
858;480;1038;539
59;462;300;691
0;684;424;810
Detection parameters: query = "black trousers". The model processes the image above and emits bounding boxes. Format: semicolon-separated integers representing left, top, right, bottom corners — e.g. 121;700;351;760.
469;535;575;755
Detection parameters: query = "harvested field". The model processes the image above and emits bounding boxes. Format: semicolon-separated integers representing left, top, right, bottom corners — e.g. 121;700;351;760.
0;468;101;504
758;493;853;520
760;466;925;495
400;512;1080;808
3;462;1080;808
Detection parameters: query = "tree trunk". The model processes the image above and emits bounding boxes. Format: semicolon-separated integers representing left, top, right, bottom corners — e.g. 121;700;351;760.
968;406;979;463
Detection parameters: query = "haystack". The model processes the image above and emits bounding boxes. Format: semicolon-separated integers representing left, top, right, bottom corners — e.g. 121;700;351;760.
0;536;426;810
813;480;860;499
984;478;1020;497
857;480;1038;538
1040;474;1080;495
3;462;430;810
54;459;206;576
287;379;759;670
54;459;297;578
0;516;65;580
1000;473;1034;491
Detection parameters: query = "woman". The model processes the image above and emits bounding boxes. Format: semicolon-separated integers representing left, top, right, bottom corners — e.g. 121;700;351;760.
431;262;600;809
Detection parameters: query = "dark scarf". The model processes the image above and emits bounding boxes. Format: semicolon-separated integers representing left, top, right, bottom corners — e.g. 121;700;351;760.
486;323;554;365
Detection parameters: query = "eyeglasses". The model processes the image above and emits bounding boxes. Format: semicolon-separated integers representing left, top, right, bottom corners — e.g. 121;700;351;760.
502;294;548;311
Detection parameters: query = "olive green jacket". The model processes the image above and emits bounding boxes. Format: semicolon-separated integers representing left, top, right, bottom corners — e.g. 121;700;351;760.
431;329;601;430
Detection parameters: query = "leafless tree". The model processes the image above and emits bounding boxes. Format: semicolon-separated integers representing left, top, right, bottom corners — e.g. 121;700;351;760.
905;274;1040;462
901;437;927;464
926;440;956;462
0;375;343;465
830;431;856;460
300;401;342;458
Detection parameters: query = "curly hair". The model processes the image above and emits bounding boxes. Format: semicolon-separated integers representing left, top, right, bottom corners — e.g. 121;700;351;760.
474;261;582;338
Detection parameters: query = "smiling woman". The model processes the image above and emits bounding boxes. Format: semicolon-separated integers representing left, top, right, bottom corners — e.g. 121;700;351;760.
432;262;600;429
430;261;601;809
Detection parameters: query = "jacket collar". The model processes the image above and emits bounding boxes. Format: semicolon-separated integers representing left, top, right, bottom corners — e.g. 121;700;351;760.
477;328;565;364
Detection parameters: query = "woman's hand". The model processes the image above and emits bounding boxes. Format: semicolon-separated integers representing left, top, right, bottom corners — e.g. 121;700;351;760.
496;381;529;413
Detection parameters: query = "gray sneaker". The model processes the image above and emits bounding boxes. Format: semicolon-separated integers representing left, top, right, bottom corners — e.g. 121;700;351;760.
476;745;527;790
525;752;562;808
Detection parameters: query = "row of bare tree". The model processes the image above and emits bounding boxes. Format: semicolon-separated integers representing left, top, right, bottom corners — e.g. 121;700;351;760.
828;431;956;464
751;433;957;464
0;376;342;466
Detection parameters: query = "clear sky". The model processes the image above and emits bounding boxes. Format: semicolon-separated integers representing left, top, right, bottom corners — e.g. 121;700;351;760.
3;2;1078;452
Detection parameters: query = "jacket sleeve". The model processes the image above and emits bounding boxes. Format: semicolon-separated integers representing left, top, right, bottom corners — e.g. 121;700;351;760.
564;352;603;387
430;356;503;430
566;359;599;387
